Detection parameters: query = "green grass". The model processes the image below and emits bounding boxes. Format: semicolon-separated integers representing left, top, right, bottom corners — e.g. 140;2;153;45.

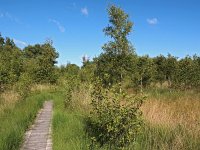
1;86;198;150
144;87;200;101
0;87;91;150
0;91;52;150
51;90;90;150
135;123;200;150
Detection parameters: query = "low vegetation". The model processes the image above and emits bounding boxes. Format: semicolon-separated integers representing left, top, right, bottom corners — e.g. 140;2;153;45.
136;89;200;149
0;91;52;150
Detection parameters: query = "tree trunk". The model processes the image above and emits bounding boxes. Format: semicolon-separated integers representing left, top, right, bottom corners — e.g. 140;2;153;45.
140;76;143;93
120;73;122;93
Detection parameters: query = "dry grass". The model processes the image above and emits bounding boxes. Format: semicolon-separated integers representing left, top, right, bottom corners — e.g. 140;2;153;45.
71;83;92;113
0;84;55;115
141;90;200;149
30;84;56;92
131;89;200;150
0;90;20;115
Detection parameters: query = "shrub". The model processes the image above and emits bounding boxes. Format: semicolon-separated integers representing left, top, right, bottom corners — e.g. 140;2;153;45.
63;76;80;109
86;81;146;149
14;73;32;99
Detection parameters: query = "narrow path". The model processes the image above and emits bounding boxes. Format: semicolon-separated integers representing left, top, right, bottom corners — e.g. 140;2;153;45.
21;101;53;150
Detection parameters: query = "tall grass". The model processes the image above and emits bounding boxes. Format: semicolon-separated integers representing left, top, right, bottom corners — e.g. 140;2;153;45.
51;90;90;150
136;88;200;149
30;84;57;93
52;86;200;149
0;90;20;115
2;84;194;150
143;89;200;131
0;91;52;150
45;81;91;149
135;123;200;150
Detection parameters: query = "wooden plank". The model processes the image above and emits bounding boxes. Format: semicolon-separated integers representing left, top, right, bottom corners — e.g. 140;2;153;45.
21;101;53;150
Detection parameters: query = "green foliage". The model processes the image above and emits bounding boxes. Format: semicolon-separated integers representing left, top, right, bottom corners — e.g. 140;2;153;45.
64;80;73;109
14;73;32;99
23;42;59;84
0;36;23;92
0;34;59;94
192;55;200;88
153;55;167;85
95;5;135;87
62;74;81;109
131;55;155;91
86;80;146;149
175;56;195;89
60;63;80;78
80;61;96;83
165;54;178;87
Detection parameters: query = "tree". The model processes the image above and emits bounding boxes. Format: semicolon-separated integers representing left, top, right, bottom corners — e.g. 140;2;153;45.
176;56;194;89
95;5;135;89
23;41;59;83
153;55;166;86
0;36;23;91
63;63;80;77
80;60;96;83
132;55;155;92
192;55;200;89
165;54;178;87
86;6;145;149
0;33;4;47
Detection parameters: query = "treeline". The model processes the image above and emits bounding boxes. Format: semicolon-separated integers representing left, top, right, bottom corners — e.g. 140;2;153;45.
0;34;58;94
1;34;200;96
59;52;200;92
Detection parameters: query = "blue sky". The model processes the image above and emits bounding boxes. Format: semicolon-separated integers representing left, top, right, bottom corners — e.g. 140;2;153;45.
0;0;200;66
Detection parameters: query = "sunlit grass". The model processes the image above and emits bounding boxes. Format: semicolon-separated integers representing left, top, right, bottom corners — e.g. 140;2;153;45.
30;84;57;93
0;84;55;150
0;92;52;150
137;88;200;149
143;89;200;132
51;90;90;150
52;87;200;149
0;90;20;115
2;84;199;150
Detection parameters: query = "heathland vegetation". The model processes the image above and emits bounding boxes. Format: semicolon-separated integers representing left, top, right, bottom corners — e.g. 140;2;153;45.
0;5;200;150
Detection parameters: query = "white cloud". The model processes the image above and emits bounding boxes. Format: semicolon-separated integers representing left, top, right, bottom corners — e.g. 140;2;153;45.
0;12;21;24
81;7;88;16
49;19;65;33
147;18;158;25
13;39;27;48
6;12;21;23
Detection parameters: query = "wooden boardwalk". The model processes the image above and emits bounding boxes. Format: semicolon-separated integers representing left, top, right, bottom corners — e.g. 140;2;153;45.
21;101;53;150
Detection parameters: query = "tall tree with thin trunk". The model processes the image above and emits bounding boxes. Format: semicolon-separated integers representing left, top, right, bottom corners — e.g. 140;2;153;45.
95;5;135;89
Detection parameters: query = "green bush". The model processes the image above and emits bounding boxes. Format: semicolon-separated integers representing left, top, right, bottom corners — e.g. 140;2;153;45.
86;81;146;149
14;73;32;99
63;76;80;109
